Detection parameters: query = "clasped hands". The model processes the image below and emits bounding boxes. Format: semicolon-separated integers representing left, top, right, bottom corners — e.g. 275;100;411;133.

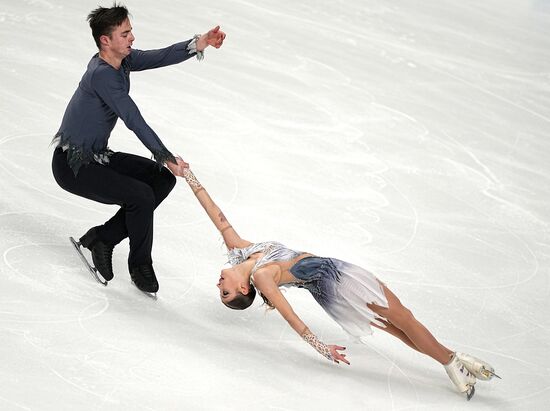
166;156;189;177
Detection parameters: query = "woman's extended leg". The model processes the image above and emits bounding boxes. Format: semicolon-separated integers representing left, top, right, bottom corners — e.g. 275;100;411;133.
367;283;453;364
368;283;483;400
370;320;420;352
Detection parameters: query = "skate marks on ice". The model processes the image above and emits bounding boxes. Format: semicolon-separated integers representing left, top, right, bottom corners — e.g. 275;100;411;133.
0;230;118;404
0;132;111;215
2;238;111;305
1;0;550;409
0;216;206;409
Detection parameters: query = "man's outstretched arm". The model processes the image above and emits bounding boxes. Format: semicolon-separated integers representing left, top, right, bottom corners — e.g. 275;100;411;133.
128;26;226;71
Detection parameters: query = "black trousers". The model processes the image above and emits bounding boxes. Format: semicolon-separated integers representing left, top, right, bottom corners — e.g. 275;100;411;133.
52;147;176;269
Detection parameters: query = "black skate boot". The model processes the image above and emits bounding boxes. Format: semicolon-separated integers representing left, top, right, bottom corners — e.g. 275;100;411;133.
79;227;115;281
130;264;159;293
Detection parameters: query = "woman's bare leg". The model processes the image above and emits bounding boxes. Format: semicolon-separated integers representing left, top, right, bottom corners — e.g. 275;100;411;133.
368;284;453;364
371;320;421;352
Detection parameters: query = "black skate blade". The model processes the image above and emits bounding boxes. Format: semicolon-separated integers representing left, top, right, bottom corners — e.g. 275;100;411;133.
132;281;158;300
69;237;108;286
466;385;475;401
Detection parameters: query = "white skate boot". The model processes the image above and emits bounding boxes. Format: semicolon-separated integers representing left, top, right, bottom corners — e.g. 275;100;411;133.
444;353;476;400
456;352;501;381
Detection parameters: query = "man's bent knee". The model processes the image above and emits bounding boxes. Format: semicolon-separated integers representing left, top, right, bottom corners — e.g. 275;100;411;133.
126;186;156;211
162;168;176;192
155;167;176;202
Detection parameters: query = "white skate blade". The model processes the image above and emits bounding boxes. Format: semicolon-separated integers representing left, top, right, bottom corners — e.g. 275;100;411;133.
466;385;475;401
140;290;157;300
481;368;501;380
69;237;108;286
456;352;500;381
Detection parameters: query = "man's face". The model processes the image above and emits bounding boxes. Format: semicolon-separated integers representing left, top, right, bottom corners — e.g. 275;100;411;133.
102;18;135;58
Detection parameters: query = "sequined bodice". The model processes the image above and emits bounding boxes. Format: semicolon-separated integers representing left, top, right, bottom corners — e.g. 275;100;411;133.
227;241;303;273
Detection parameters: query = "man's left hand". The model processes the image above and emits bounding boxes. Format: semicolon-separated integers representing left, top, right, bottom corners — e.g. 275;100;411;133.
197;26;226;51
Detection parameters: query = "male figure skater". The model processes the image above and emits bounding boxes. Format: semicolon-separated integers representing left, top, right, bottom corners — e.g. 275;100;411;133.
52;4;225;293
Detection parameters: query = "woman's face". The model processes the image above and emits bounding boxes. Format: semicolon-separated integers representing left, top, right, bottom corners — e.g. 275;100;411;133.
217;266;241;303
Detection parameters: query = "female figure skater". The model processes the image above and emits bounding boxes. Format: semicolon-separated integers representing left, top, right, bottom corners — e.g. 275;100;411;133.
181;167;499;400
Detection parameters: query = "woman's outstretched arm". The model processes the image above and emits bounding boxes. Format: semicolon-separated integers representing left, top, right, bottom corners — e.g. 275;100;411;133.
253;267;350;365
182;168;251;250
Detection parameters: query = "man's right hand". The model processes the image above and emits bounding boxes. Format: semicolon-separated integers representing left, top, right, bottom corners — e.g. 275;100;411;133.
166;156;189;176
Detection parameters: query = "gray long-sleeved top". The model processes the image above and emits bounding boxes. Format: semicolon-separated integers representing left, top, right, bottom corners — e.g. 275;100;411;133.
54;38;200;174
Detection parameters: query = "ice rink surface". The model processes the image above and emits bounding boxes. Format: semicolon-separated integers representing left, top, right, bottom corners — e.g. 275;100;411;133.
1;0;549;409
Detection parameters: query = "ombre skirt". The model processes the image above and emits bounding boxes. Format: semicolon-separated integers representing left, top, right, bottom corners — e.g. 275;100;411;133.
290;256;388;340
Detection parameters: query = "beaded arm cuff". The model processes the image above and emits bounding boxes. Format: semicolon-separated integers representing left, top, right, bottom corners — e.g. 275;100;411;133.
183;168;203;191
302;329;334;362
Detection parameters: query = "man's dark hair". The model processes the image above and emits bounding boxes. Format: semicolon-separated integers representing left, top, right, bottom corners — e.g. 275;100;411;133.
87;3;130;49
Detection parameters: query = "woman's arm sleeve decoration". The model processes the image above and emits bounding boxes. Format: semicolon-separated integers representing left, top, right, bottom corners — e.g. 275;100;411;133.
302;329;334;362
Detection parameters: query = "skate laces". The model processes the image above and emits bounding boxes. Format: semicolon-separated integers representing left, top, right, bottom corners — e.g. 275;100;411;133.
130;264;159;293
90;241;114;281
140;265;155;280
96;242;113;267
131;265;156;282
460;363;473;378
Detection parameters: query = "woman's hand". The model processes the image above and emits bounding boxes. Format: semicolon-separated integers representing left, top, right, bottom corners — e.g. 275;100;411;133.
329;345;350;365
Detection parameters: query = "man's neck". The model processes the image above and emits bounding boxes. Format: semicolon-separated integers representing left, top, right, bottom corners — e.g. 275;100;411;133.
98;50;122;70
